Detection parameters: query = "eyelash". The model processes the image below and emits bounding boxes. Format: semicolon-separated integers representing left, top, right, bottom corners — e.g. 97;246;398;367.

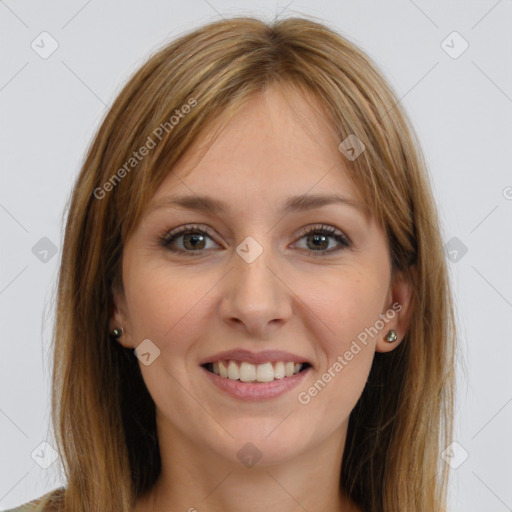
158;223;351;257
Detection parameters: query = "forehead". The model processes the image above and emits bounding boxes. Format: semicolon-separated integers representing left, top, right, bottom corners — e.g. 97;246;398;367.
151;86;365;212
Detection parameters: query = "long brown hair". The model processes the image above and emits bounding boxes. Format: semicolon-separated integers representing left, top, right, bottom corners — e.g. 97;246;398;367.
47;15;456;512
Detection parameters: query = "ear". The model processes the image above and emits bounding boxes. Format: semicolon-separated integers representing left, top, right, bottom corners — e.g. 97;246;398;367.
375;265;416;353
109;282;133;349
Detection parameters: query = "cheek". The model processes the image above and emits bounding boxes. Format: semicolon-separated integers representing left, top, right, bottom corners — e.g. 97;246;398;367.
123;262;213;353
293;269;386;413
301;266;388;349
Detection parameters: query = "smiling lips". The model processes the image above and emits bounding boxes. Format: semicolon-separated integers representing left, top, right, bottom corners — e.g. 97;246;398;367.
200;349;312;384
204;360;309;383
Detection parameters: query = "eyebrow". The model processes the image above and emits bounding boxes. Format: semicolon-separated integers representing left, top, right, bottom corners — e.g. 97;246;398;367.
148;193;368;216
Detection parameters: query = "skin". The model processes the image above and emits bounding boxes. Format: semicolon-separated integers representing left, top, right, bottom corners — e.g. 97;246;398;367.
110;85;414;512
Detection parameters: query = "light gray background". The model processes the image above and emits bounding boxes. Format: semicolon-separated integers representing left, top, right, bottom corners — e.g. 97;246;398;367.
1;1;511;510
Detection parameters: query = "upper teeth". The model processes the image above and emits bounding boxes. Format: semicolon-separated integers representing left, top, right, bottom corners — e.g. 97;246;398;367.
210;361;305;382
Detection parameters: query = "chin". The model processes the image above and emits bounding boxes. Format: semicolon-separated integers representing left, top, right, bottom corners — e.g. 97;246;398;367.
208;419;313;466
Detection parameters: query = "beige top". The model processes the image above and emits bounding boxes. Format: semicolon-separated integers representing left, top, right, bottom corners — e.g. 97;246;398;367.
3;488;65;512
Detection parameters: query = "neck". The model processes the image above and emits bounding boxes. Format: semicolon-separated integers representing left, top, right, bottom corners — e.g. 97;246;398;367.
133;412;360;512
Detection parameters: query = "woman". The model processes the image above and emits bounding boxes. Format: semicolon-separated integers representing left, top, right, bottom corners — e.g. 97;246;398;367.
7;15;456;512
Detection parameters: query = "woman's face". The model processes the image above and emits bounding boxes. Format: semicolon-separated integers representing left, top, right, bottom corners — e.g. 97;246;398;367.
110;86;412;467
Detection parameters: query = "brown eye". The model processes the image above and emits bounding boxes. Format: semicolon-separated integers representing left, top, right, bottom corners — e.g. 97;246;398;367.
160;225;219;254
293;225;351;256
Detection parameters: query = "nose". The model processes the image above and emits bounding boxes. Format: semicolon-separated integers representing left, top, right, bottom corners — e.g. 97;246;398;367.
219;242;293;338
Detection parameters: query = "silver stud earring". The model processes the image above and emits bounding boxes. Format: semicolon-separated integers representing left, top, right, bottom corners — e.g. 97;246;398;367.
110;327;123;339
385;330;398;343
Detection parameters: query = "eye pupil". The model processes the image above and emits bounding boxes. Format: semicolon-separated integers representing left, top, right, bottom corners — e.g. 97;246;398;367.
184;233;206;250
308;234;328;250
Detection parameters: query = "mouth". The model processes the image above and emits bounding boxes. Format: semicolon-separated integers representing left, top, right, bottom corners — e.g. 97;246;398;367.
201;360;312;383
